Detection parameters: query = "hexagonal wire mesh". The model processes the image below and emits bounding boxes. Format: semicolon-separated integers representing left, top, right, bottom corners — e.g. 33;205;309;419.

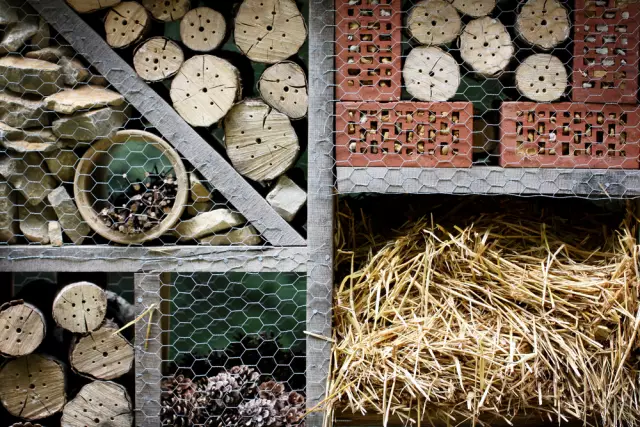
0;0;309;248
331;0;640;197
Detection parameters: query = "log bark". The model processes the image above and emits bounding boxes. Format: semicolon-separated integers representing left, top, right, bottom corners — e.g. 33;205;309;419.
448;0;495;17
407;0;461;46
224;99;300;182
133;36;184;82
258;61;308;120
516;0;570;50
105;1;150;49
234;0;307;64
403;46;460;101
515;54;567;102
142;0;189;22
69;324;134;381
180;7;226;52
52;282;107;333
459;16;513;77
0;354;66;420
170;55;241;127
0;300;46;357
61;381;133;427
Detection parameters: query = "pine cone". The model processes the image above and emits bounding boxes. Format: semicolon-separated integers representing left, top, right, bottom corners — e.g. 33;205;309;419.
229;365;261;398
162;374;198;401
274;391;306;427
161;375;201;426
200;371;244;414
238;398;279;427
259;380;285;400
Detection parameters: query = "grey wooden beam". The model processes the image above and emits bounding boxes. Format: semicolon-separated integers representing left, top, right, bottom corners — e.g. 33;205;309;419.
134;272;163;427
0;246;308;273
27;0;305;247
306;1;334;426
337;167;640;197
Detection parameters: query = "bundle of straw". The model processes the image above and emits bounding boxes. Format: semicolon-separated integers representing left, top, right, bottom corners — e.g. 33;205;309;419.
328;202;640;427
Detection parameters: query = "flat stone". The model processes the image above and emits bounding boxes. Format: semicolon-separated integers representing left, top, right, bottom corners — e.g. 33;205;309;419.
31;17;50;50
198;226;262;246
174;209;245;240
58;57;90;86
0;16;39;54
0;123;59;153
0;0;20;25
0;56;63;96
187;201;213;216
19;202;56;244
26;46;75;63
52;106;128;141
47;186;90;244
0;181;17;243
0;153;57;206
87;75;108;87
45;149;79;183
0;91;49;129
44;86;126;114
189;172;211;203
266;175;306;222
48;221;63;246
67;0;121;13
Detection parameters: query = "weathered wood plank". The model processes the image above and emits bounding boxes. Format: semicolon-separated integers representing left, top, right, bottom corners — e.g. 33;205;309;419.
27;0;305;247
0;246;308;273
134;273;163;427
337;167;640;197
307;1;334;426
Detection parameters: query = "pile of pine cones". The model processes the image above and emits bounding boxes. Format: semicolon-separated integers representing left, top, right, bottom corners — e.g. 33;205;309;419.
161;366;305;427
98;170;178;235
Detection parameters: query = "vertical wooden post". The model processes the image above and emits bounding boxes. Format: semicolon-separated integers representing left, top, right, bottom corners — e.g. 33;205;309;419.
134;272;163;427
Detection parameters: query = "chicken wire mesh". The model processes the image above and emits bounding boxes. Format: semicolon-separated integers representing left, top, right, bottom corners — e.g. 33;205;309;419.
0;0;309;247
331;0;640;197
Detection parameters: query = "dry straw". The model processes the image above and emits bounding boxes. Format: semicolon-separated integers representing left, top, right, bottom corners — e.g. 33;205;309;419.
325;201;640;427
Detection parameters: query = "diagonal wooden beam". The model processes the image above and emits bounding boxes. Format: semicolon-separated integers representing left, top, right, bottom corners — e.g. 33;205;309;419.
27;0;305;247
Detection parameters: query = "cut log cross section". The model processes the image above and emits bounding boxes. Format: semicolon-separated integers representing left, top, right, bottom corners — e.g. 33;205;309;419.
61;381;133;427
0;301;46;357
133;36;184;82
517;0;570;50
180;7;226;52
70;325;134;380
143;0;190;22
403;46;460;101
105;1;150;49
460;16;513;77
516;54;567;102
408;0;461;46
258;61;308;120
52;282;107;333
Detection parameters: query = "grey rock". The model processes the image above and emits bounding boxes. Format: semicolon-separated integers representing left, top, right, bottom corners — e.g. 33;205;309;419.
58;56;90;86
44;86;125;114
0;15;39;54
0;91;49;129
45;149;79;183
31;17;50;50
26;46;74;63
52;106;128;141
0;152;57;205
0;0;19;25
48;220;63;246
265;175;306;222
0;56;63;96
47;186;90;244
174;209;245;240
0;122;58;153
0;180;17;243
19;202;56;243
198;226;262;246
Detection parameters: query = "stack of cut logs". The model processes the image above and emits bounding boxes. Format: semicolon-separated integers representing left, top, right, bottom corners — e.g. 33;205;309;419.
0;281;134;425
67;0;308;224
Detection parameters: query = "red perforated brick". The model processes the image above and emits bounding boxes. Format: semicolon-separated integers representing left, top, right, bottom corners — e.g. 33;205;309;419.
335;0;402;101
500;102;640;168
572;0;640;104
336;102;474;167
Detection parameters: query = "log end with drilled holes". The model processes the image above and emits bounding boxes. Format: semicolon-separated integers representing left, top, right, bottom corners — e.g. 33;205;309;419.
133;36;184;82
499;102;640;168
515;54;567;102
0;301;46;357
170;54;241;127
180;7;226;52
0;354;66;420
142;0;190;22
408;0;461;46
258;61;308;120
460;16;513;77
70;325;134;381
403;46;460;102
225;99;300;182
61;381;133;427
234;0;307;64
105;1;151;49
572;0;640;104
335;0;402;101
52;282;107;334
449;0;496;17
66;0;121;13
335;101;474;167
516;0;570;50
